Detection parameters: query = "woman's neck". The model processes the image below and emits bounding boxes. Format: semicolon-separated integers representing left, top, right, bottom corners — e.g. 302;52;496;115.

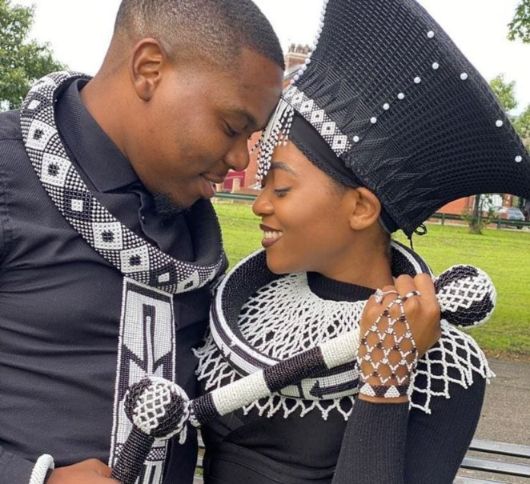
318;239;394;290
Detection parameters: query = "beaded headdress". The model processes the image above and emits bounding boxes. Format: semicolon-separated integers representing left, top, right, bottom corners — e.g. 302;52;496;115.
257;0;530;236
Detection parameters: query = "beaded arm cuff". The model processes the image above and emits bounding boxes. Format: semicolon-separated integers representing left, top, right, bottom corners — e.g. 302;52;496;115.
357;294;419;399
29;454;54;484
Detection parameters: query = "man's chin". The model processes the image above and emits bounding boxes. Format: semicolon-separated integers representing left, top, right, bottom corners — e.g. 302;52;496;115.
153;192;188;220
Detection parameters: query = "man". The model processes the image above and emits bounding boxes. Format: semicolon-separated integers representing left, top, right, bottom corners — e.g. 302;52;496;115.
0;1;283;483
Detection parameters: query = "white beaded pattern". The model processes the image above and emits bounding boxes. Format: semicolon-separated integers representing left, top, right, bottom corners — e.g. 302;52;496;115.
29;455;55;484
289;0;331;86
131;377;190;444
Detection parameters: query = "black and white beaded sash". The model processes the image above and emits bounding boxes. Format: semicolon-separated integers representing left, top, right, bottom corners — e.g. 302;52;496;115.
196;242;493;420
20;71;224;294
20;72;225;483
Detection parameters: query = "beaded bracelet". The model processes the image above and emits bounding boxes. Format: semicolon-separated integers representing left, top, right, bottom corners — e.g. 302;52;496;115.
29;454;54;484
357;293;420;398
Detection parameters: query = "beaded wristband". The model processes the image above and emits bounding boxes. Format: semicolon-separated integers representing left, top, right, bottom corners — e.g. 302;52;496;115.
29;454;54;484
357;294;419;399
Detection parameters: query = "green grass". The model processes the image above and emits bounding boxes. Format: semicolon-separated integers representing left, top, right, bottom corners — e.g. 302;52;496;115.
214;201;530;358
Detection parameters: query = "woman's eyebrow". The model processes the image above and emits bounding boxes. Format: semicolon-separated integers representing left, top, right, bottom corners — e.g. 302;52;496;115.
270;161;297;175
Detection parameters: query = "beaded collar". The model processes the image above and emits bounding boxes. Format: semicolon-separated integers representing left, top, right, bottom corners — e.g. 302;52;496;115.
196;244;493;420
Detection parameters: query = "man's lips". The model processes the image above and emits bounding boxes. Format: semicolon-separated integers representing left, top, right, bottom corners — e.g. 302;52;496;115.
202;174;226;184
199;175;218;199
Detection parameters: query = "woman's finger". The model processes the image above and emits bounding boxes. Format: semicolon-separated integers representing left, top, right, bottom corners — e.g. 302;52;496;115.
379;285;400;305
363;285;398;321
394;275;416;299
413;273;437;299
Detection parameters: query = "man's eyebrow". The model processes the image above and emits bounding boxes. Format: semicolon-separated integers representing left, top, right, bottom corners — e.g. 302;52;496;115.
270;161;297;175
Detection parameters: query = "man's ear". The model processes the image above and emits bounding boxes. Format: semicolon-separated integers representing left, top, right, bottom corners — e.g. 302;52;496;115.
130;38;166;102
347;187;382;230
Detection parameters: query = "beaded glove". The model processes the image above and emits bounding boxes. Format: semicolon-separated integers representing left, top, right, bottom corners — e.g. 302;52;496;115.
357;293;419;399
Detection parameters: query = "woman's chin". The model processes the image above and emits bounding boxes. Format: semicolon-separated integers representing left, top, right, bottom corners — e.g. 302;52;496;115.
265;252;301;275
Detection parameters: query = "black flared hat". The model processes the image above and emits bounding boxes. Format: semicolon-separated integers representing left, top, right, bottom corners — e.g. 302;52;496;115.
257;0;530;236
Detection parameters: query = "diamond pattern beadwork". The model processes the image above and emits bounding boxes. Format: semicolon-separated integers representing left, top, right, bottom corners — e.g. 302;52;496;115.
20;72;223;294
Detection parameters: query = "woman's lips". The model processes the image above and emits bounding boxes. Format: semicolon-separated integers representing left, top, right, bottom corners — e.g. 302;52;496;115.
260;224;283;248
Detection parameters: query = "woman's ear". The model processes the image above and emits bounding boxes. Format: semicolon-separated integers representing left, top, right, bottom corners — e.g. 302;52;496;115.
347;187;382;230
130;38;166;102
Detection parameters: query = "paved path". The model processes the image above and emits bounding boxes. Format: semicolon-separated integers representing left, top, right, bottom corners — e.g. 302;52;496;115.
476;358;530;446
457;358;530;483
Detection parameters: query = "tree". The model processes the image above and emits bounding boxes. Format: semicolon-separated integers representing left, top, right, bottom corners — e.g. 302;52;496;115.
514;104;530;144
0;0;65;110
468;75;522;234
489;74;518;114
508;0;530;43
488;75;530;145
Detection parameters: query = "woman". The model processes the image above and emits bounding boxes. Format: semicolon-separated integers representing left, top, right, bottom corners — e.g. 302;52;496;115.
196;0;530;482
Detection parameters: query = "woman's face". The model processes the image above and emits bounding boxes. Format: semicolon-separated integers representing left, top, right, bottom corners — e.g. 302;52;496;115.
252;141;356;276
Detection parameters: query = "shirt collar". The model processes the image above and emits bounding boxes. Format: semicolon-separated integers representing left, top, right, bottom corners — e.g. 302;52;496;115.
55;78;140;192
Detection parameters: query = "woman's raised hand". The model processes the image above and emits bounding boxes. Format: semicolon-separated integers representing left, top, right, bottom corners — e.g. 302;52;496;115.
357;274;441;403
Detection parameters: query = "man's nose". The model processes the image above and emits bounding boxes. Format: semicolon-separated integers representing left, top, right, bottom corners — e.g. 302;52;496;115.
224;138;250;172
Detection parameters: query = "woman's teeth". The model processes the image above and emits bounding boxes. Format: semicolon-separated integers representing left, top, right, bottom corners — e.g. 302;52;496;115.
264;231;283;240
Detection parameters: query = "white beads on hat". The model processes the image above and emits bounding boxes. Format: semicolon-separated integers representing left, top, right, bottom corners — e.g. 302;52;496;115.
460;72;469;81
291;0;331;86
515;155;523;163
414;76;422;84
370;117;378;124
353;135;360;143
427;30;435;38
398;92;405;100
383;103;390;111
256;99;295;182
495;120;504;128
432;62;440;70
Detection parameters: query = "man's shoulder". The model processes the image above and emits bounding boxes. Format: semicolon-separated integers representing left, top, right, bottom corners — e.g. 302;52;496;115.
0;110;22;141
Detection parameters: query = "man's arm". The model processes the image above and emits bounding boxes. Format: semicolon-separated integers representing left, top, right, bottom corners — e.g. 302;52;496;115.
0;447;35;484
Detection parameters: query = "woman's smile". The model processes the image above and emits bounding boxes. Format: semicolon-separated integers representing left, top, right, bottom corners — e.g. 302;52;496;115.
260;223;284;248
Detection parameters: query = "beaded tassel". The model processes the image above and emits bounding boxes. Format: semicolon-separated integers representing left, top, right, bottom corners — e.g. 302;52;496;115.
256;99;295;183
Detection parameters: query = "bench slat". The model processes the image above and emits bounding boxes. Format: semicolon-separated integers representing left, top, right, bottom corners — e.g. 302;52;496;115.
461;456;530;477
470;439;530;459
197;436;530;479
454;478;506;484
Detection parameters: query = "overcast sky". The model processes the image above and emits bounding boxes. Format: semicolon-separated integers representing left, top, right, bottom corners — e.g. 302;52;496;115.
16;0;530;112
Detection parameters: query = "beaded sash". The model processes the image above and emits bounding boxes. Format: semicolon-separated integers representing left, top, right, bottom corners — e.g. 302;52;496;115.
20;72;225;483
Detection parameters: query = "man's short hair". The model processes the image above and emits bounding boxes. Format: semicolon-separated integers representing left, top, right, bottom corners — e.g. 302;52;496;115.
114;0;285;70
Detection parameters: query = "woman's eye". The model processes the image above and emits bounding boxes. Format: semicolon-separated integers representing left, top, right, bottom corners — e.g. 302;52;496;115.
274;187;291;197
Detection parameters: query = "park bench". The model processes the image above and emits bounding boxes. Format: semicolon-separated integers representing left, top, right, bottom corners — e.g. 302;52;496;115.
194;437;530;483
457;439;530;483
